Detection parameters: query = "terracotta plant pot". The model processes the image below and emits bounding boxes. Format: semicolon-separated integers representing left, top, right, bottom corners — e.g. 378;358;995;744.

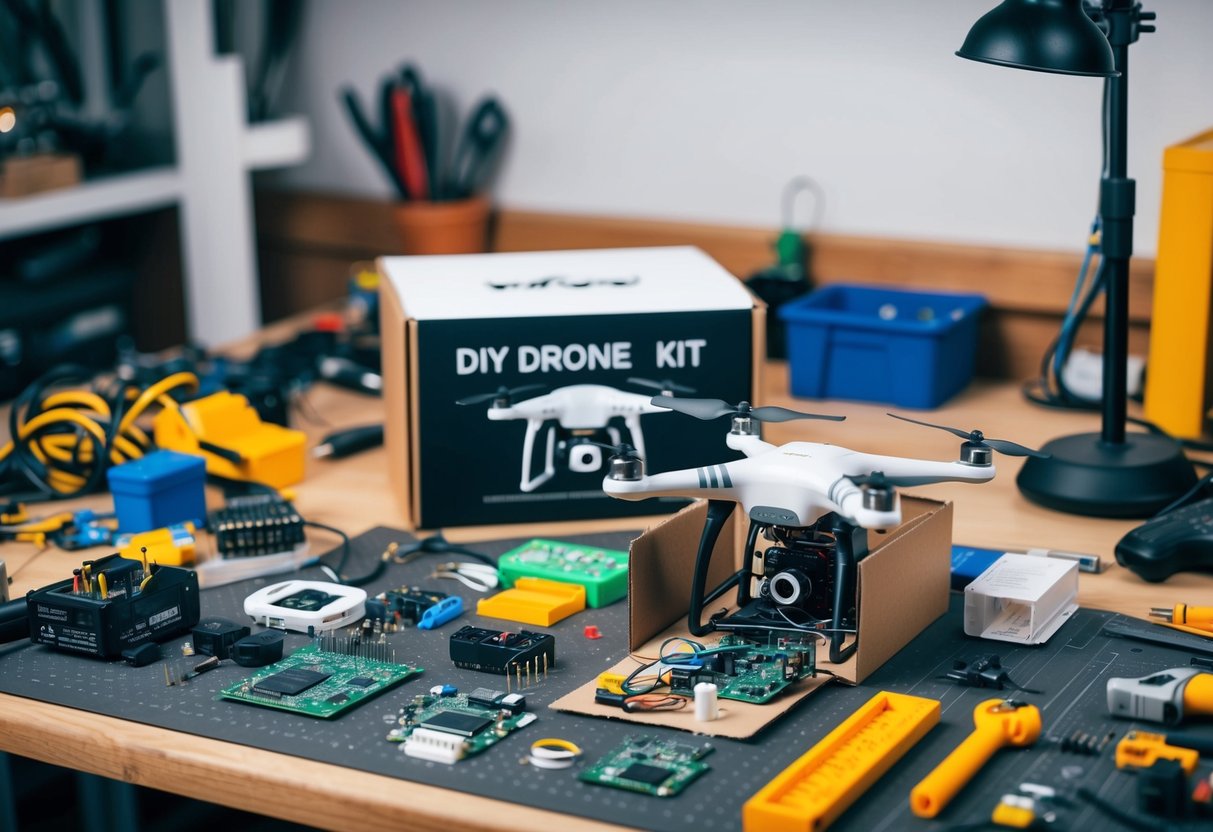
393;195;491;254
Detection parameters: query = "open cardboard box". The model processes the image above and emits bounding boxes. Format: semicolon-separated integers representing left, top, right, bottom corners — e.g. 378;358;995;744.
552;495;953;738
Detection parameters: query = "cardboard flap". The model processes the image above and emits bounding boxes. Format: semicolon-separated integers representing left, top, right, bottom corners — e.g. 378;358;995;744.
628;500;739;650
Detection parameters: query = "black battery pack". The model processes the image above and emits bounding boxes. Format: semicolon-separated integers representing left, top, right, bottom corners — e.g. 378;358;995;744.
26;553;200;659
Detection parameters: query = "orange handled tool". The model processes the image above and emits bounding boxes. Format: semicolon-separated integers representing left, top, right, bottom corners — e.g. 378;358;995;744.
910;699;1042;819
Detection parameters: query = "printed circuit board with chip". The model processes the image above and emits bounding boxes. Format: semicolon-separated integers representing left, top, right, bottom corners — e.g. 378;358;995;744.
218;642;421;718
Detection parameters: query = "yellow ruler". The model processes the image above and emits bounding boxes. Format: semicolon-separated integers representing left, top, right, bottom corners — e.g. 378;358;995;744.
743;690;941;832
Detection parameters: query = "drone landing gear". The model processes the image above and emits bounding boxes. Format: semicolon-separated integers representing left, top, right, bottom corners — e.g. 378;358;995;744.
686;503;868;664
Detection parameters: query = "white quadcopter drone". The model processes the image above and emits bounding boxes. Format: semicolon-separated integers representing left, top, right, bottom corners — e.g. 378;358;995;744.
456;378;693;493
600;395;1047;663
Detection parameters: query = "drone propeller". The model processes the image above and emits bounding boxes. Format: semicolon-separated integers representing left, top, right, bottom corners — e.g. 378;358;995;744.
626;377;696;396
849;471;891;488
455;384;546;407
651;396;845;424
585;440;642;460
887;413;1048;459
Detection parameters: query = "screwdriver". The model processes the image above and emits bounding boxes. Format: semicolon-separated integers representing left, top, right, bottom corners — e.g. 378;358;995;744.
1150;603;1213;635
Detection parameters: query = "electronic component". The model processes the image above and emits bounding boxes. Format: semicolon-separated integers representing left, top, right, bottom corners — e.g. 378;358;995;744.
496;538;629;608
231;630;286;667
527;738;582;770
449;625;555;677
578;735;713;798
24;553;200;659
665;635;815;705
476;578;585;627
1116;730;1199;775
121;642;160;667
219;632;420;718
367;586;463;630
191;617;251;659
1138;759;1190;819
243;580;366;633
743;691;940;832
943;655;1039;694
386;689;535;764
209;493;305;558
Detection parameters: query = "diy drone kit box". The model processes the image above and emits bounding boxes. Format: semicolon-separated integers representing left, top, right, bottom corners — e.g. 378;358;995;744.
552;496;953;738
378;246;763;529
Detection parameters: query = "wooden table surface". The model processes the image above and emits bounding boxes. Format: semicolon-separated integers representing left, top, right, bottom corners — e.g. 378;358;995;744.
2;358;1210;832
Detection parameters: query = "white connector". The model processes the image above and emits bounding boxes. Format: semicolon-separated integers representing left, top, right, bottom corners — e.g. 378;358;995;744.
403;728;467;764
1060;348;1145;402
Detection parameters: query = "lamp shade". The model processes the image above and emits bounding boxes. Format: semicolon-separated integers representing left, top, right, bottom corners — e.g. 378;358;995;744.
958;0;1117;77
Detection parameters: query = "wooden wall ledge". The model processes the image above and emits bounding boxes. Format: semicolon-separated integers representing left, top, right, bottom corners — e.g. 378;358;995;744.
254;189;1155;378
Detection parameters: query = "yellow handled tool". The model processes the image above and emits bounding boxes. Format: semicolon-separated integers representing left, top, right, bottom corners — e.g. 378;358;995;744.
910;699;1042;818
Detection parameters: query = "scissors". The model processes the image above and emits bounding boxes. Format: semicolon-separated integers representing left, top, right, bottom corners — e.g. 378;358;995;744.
446;97;509;200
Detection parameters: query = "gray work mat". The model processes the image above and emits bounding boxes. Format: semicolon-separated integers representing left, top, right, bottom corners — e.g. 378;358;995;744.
2;526;1211;831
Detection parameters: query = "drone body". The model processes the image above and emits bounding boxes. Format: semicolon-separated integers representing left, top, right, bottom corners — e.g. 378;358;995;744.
459;379;688;492
599;396;1044;654
604;432;997;531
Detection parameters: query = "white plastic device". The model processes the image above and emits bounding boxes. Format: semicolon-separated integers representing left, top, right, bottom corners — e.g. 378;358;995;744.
243;580;367;633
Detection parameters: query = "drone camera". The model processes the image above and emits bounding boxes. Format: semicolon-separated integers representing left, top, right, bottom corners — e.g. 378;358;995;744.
568;443;603;473
759;545;835;620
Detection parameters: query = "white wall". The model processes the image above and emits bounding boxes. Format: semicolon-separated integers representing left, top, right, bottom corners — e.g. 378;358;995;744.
276;0;1213;257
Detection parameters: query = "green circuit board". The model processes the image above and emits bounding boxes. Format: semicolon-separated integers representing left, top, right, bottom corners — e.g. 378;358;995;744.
578;735;714;797
218;643;421;718
667;634;816;704
386;687;536;763
497;538;629;607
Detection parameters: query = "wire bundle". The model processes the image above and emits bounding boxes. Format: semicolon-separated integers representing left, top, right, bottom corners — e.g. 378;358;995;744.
0;366;198;500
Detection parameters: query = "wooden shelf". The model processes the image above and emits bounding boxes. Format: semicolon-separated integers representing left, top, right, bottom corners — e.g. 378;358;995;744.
0;166;181;240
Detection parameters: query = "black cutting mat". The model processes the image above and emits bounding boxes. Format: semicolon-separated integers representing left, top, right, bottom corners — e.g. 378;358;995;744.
1;527;1211;831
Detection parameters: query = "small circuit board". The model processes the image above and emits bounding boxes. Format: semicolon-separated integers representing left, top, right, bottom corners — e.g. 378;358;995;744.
218;636;421;718
578;735;713;797
387;686;536;764
667;634;815;704
497;538;628;607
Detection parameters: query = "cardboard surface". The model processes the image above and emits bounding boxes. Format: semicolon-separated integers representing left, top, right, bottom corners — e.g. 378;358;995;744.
552;495;953;736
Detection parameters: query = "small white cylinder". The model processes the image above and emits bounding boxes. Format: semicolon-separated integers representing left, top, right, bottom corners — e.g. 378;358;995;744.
694;682;719;721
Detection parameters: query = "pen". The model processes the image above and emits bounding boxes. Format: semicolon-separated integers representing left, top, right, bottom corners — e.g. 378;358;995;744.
313;424;384;459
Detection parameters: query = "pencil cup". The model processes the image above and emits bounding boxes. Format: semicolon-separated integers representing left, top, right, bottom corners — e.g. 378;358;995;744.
393;194;491;255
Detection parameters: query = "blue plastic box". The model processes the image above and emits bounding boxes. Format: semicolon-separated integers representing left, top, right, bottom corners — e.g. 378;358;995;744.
107;450;207;534
780;284;988;409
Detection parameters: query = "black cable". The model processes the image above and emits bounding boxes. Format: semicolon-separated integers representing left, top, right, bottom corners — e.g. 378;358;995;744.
1076;786;1176;832
392;532;496;567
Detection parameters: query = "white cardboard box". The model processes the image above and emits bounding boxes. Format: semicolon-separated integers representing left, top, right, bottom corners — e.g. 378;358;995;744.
963;553;1079;645
377;246;764;529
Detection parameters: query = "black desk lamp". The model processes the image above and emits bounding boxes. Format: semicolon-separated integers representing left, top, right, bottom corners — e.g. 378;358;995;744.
958;0;1197;518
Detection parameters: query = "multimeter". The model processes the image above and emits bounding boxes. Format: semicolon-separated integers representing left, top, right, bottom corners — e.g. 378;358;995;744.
243;580;367;633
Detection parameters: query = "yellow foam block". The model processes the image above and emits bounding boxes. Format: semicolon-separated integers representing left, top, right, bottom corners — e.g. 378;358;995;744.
119;523;197;567
477;577;586;626
153;391;306;488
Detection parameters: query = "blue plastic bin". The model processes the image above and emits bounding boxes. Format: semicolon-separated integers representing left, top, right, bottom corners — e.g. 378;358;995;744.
107;450;207;534
779;284;988;409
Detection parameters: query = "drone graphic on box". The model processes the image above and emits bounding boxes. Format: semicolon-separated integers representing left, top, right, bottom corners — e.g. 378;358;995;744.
600;395;1047;664
457;378;694;492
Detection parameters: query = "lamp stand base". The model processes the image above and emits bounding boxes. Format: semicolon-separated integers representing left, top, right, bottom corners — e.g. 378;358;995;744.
1016;431;1197;518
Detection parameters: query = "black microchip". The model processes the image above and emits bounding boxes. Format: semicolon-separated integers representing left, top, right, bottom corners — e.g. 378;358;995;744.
326;693;349;704
347;676;374;688
252;668;331;698
421;710;494;737
620;762;671;787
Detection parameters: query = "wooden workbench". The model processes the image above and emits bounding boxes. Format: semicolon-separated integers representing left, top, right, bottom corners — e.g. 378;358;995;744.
1;361;1210;832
